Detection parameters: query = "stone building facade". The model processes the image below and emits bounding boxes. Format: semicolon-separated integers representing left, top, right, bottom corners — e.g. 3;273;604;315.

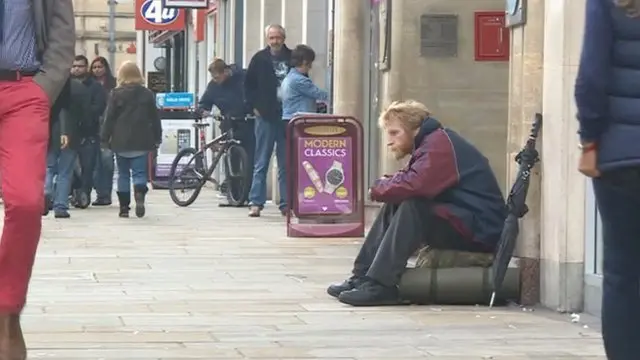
74;0;137;68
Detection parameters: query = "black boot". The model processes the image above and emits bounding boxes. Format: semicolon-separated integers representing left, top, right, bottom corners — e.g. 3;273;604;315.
133;184;148;218
116;191;130;218
43;194;52;216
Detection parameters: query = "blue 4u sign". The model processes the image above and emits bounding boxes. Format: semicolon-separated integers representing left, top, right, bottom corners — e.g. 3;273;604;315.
141;0;179;25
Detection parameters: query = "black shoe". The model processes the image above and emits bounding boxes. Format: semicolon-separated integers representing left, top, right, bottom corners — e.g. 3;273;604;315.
53;210;71;219
337;280;405;306
43;195;52;216
327;276;367;298
117;191;130;218
72;190;90;209
92;198;112;206
133;185;148;218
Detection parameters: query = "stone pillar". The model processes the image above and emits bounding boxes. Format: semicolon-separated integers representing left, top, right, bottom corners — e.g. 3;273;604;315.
260;0;283;47
332;0;365;120
282;0;303;46
538;0;586;312
507;0;544;306
378;0;409;176
227;0;237;63
302;0;329;88
242;0;262;66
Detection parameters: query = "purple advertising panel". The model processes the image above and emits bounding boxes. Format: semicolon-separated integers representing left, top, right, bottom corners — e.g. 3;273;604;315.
297;136;354;215
286;115;364;238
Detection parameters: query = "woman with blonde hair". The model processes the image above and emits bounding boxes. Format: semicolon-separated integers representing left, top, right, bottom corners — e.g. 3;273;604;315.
101;61;162;218
575;0;640;358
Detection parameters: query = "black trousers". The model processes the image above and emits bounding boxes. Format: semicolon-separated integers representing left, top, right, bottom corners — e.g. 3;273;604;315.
353;198;487;286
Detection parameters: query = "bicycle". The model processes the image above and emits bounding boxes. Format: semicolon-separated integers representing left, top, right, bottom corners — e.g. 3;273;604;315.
168;112;253;207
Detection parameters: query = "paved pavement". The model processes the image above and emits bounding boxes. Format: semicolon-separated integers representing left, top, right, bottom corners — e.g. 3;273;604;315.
18;189;606;359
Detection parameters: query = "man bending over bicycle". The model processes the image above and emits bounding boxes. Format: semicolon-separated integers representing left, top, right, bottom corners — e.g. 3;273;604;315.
197;59;255;206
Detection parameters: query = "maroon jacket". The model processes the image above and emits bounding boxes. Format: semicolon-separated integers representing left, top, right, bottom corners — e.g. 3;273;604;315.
370;117;506;248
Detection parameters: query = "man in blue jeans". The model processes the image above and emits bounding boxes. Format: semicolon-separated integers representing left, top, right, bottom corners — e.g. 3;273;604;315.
244;24;292;217
45;79;90;218
70;55;107;208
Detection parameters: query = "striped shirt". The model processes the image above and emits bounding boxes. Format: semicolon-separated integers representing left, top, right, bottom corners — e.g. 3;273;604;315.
0;0;40;71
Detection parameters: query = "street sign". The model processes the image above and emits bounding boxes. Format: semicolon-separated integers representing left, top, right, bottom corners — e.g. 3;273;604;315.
156;92;195;109
142;0;179;24
163;0;208;8
286;114;365;238
135;0;185;31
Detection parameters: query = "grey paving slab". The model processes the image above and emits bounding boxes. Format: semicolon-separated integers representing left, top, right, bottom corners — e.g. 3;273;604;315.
3;189;606;359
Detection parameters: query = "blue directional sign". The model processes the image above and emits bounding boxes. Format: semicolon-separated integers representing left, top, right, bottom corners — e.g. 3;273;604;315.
156;92;195;109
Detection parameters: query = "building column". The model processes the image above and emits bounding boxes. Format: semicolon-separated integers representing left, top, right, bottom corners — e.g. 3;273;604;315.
507;0;544;306
332;0;365;119
242;0;261;66
539;0;587;312
302;0;329;88
260;0;283;48
282;0;303;46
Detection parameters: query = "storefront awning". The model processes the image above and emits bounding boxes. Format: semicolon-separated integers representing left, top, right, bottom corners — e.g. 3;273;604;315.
148;30;182;45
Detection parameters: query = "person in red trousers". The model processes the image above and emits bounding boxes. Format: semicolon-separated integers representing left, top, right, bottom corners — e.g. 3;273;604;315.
0;0;75;357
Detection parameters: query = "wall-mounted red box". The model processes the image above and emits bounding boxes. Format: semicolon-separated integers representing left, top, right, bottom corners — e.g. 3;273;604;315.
474;11;510;62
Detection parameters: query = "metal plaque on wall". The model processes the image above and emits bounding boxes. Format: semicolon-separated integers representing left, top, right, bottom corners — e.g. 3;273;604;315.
420;14;458;57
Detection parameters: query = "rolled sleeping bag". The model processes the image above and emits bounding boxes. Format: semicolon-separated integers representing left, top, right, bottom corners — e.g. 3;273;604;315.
398;266;520;306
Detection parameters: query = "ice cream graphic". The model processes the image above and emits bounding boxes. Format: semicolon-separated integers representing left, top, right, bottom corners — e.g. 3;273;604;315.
302;161;324;193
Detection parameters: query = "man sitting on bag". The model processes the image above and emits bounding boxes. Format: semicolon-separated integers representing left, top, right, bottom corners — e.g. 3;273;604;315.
327;100;507;306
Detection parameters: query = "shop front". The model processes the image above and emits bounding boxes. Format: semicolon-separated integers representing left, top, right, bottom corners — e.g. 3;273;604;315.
134;0;190;93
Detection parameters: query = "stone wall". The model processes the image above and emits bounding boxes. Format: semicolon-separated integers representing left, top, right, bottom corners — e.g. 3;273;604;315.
74;0;137;67
376;0;510;192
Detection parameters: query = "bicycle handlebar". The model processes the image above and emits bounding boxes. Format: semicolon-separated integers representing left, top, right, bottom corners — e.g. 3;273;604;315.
211;114;256;122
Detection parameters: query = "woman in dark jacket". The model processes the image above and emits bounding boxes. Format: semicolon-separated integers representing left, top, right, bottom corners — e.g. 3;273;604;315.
101;61;162;218
91;56;117;206
575;1;640;358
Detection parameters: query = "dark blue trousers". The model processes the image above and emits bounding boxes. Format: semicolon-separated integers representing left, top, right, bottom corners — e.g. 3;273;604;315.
593;175;640;360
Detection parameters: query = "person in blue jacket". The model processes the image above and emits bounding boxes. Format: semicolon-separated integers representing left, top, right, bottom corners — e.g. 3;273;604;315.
574;1;640;358
198;59;254;206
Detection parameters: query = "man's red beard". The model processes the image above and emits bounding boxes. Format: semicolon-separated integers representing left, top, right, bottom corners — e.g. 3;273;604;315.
391;147;411;160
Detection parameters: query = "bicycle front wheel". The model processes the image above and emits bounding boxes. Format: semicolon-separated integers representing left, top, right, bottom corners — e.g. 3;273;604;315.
168;147;207;207
225;144;251;206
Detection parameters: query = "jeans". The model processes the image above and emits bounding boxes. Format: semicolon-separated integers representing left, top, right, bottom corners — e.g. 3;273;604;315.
94;148;114;200
44;148;77;211
593;176;640;360
77;137;99;197
116;153;148;192
353;199;488;286
248;117;286;210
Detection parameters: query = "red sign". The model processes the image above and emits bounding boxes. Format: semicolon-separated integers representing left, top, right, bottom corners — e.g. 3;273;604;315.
192;9;206;42
135;0;186;31
286;115;364;238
